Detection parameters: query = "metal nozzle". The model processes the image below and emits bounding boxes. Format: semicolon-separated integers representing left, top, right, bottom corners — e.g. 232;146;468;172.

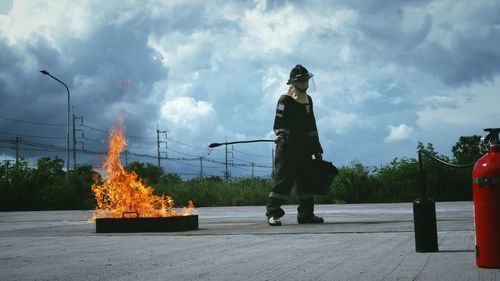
208;139;276;148
483;128;500;147
208;143;223;148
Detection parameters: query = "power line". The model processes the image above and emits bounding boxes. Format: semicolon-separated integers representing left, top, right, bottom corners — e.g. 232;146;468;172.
22;141;66;152
0;117;66;127
166;147;198;158
79;124;107;133
0;130;66;140
0;116;273;178
1;140;271;178
233;156;253;164
165;160;200;168
164;170;207;176
167;137;207;151
0;145;61;153
1;137;273;168
233;148;269;158
200;165;223;170
79;124;148;140
81;136;104;144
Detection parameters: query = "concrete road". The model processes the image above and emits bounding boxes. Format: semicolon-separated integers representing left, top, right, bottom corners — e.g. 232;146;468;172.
0;202;499;281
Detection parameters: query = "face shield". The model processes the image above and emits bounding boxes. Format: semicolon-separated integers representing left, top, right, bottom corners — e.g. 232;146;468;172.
290;73;316;92
308;73;316;92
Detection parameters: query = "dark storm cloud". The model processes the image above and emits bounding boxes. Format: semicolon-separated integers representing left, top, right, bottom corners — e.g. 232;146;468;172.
0;9;166;164
408;27;500;87
347;0;500;87
65;21;166;121
0;38;71;155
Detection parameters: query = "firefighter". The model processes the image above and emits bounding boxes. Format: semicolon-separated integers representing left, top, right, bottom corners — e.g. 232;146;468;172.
266;64;324;226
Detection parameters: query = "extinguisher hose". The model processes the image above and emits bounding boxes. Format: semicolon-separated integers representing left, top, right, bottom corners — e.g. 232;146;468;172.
417;149;476;198
418;149;476;169
208;139;276;148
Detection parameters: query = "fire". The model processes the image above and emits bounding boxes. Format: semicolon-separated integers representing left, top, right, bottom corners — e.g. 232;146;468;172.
91;119;196;219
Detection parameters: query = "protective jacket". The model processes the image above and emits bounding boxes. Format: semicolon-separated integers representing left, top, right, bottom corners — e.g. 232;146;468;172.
274;94;323;155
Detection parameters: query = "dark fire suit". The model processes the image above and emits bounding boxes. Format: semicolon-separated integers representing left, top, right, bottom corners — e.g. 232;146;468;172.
266;94;323;218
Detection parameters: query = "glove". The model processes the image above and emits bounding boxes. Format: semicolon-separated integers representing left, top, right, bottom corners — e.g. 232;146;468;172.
275;135;286;146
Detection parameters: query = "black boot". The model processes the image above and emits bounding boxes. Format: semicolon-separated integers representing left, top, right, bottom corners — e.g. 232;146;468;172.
267;216;282;226
297;214;324;224
266;197;286;219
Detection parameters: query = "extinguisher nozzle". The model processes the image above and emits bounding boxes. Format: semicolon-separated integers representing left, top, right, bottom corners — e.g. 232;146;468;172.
208;143;222;148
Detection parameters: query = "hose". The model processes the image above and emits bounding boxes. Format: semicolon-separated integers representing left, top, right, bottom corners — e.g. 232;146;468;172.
208;139;276;148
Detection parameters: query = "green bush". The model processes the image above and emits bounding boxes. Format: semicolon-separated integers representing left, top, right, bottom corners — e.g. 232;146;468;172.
154;177;273;207
329;161;371;203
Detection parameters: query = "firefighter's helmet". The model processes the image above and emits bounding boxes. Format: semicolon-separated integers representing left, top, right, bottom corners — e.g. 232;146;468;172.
287;64;313;85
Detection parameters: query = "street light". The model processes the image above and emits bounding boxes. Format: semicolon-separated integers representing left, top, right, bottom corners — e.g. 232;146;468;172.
40;69;71;183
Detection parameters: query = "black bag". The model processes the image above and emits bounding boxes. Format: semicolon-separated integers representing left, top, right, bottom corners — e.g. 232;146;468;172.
307;159;339;195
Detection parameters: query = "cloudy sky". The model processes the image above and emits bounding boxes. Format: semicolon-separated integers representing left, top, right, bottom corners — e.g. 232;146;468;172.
1;0;499;178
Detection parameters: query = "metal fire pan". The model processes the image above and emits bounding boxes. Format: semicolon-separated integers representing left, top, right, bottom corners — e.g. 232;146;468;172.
96;214;198;233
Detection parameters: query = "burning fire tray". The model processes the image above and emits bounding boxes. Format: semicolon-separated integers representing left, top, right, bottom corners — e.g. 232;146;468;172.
96;215;198;233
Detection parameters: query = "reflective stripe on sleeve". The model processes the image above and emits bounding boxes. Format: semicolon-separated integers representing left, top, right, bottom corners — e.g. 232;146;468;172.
274;128;288;135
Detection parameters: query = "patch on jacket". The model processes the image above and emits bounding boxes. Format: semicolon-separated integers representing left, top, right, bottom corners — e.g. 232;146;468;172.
276;103;285;117
305;105;311;113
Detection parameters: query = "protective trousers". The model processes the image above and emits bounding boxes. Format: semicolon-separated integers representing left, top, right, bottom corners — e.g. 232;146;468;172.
266;143;314;218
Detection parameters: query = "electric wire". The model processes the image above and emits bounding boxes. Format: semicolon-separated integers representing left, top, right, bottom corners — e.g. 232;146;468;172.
0;130;66;140
79;124;150;140
167;137;206;151
0;116;273;177
166;147;198;158
0;117;66;127
232;148;269;158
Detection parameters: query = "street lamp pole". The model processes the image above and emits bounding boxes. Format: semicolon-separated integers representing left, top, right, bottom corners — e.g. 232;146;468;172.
40;69;70;184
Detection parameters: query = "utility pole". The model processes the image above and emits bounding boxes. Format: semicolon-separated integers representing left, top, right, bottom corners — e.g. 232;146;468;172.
13;137;21;166
224;142;233;180
157;129;160;167
72;114;83;170
251;162;255;178
124;150;129;166
156;125;167;169
72;114;76;169
199;156;204;179
225;142;228;179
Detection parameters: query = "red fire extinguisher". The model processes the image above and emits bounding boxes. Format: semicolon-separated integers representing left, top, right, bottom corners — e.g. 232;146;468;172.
472;128;500;268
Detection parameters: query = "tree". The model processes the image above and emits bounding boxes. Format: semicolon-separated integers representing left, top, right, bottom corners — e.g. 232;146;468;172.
0;158;34;210
371;157;419;202
33;157;65;185
33;157;67;210
452;135;487;164
158;173;183;187
417;142;437;156
331;161;371;203
68;165;96;209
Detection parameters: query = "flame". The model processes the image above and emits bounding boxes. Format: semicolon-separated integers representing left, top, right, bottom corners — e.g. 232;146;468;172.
91;119;196;219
